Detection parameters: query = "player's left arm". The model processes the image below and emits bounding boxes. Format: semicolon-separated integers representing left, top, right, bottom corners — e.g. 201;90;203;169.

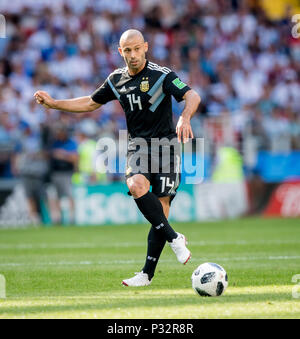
163;72;201;143
176;89;201;143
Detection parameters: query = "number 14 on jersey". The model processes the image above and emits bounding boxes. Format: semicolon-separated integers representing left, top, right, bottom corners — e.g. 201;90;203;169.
127;94;142;111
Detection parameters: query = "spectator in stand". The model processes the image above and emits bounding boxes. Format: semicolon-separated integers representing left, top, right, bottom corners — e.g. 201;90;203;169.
12;121;48;224
0;112;17;178
48;123;78;224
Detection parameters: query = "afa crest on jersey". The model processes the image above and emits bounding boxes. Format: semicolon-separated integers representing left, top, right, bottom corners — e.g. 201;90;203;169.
140;77;149;92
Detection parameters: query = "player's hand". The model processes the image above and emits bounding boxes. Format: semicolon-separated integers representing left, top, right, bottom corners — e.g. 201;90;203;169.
176;116;194;143
34;91;56;109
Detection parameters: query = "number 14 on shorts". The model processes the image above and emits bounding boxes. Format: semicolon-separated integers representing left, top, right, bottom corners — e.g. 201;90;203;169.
160;177;175;193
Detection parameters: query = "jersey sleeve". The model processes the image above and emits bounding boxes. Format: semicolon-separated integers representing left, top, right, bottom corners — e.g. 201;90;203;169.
163;71;191;102
90;77;116;105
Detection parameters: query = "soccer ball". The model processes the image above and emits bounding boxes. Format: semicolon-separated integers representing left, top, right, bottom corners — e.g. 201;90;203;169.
191;262;228;297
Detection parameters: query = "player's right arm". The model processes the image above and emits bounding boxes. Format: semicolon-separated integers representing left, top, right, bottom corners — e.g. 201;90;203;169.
34;91;102;113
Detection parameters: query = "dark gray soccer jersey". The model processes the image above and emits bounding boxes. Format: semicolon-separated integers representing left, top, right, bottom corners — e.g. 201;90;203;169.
91;60;191;140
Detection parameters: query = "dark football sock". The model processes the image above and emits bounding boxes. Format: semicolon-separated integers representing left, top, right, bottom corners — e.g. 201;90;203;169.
142;226;166;280
134;191;177;242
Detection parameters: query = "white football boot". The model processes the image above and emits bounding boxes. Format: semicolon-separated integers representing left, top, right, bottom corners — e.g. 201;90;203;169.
169;233;191;264
122;272;152;287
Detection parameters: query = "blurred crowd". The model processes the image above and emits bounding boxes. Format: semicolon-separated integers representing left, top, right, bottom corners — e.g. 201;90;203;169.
0;0;300;184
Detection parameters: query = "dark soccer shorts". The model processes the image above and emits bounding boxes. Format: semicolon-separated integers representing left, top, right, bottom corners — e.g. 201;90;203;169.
125;140;181;203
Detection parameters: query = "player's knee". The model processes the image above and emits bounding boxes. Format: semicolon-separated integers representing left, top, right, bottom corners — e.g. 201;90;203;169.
127;175;149;198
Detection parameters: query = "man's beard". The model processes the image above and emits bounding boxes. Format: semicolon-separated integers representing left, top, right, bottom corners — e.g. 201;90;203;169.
126;57;144;70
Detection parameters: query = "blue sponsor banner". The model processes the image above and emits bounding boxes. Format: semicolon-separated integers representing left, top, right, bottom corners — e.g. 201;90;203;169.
73;183;196;225
73;180;248;225
73;183;144;225
256;151;300;183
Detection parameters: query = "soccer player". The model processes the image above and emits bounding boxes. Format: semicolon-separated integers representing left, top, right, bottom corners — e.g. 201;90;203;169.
34;29;201;286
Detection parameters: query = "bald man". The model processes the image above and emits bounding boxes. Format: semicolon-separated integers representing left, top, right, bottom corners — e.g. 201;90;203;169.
34;29;201;287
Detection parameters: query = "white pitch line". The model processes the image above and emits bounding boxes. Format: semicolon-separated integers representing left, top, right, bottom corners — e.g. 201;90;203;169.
0;255;300;267
0;239;299;250
0;243;99;249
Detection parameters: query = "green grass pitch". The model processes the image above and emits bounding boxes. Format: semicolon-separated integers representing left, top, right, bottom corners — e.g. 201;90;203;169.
0;217;299;319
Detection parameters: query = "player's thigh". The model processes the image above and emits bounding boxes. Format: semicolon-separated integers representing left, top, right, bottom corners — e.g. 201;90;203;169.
126;173;150;198
126;147;150;178
158;196;171;218
151;170;181;201
151;144;181;200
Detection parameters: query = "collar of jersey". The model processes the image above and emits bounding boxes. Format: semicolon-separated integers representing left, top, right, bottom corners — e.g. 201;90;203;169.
127;60;149;78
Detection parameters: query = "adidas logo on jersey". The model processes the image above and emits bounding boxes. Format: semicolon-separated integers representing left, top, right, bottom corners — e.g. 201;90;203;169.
120;86;136;93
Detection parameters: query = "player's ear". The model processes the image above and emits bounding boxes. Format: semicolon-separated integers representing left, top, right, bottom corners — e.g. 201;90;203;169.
144;42;148;53
118;47;123;57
